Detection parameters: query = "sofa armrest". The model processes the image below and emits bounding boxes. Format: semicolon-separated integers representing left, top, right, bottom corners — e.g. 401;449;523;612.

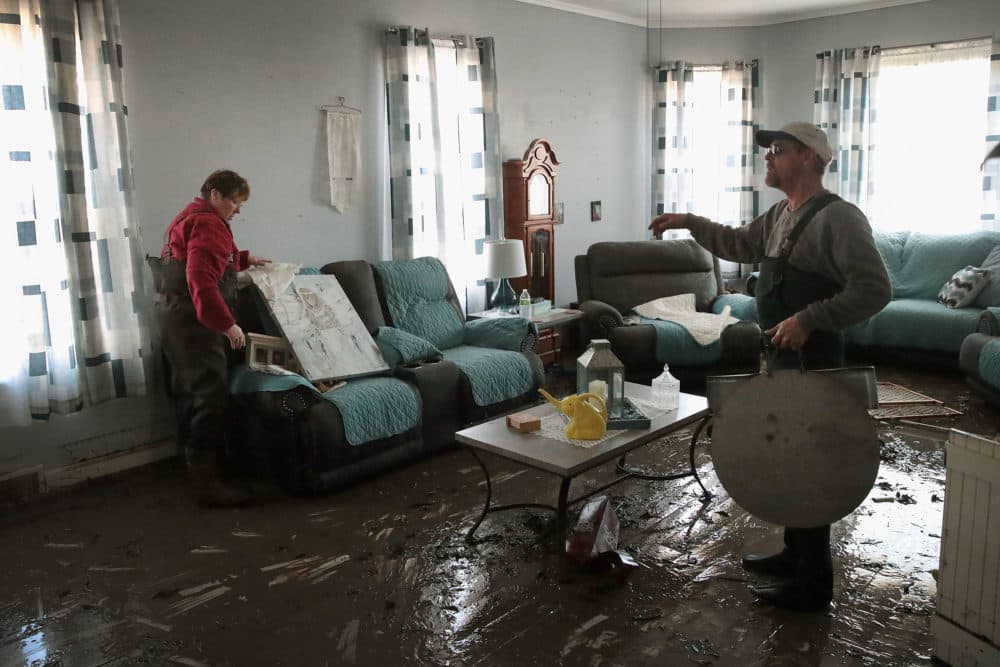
711;293;758;324
579;299;625;340
463;316;536;352
394;359;462;449
607;324;659;371
978;308;1000;335
720;320;763;370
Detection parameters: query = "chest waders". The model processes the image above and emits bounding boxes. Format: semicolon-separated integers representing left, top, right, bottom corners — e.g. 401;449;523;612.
744;192;841;609
147;227;250;507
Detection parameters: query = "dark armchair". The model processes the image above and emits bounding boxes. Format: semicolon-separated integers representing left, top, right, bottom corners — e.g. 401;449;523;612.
575;240;761;390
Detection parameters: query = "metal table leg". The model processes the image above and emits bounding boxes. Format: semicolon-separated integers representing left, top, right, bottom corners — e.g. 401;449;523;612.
465;448;559;542
616;415;713;500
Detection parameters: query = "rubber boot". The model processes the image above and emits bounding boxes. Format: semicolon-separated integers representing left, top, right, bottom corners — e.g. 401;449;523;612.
750;526;833;612
185;447;253;508
741;527;798;576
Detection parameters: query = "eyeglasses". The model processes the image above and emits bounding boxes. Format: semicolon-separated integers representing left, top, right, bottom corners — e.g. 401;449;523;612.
766;143;790;157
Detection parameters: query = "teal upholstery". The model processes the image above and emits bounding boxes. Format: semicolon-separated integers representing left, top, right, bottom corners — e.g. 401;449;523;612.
640;317;728;367
712;293;758;323
375;326;442;366
977;338;1000;390
847;299;982;353
374;257;465;350
229;366;420;446
442;345;534;406
850;231;1000;357
374;256;538;408
464;316;533;350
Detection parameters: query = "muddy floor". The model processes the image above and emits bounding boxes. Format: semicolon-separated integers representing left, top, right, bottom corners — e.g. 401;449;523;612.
0;364;996;666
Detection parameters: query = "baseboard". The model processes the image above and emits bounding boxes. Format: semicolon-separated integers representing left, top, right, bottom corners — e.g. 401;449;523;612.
44;438;179;490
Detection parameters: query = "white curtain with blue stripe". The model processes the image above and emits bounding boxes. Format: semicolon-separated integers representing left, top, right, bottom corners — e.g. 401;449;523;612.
383;27;503;313
0;0;149;426
983;38;1000;231
718;60;762;279
813;46;880;211
651;61;695;237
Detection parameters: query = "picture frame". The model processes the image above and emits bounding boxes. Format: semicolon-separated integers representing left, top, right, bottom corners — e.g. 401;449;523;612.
554;201;565;225
590;201;602;222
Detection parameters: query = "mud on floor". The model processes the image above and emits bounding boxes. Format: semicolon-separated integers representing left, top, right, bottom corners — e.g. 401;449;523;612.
0;364;994;666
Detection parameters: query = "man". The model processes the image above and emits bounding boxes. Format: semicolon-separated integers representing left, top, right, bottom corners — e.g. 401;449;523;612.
649;121;892;611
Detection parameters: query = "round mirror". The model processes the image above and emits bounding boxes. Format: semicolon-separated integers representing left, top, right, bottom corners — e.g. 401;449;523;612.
527;173;550;217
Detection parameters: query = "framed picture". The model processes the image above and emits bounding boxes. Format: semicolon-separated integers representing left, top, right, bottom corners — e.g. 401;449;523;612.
554;201;564;225
590;201;602;222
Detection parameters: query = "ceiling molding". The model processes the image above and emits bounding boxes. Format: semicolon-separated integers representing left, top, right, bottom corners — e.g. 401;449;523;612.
510;0;932;28
510;0;646;27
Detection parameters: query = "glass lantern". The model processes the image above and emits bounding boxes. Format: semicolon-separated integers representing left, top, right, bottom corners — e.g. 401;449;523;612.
576;339;625;418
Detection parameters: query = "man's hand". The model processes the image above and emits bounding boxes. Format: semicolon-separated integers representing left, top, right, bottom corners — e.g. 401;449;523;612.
764;316;809;351
248;255;271;267
224;323;246;350
648;213;689;238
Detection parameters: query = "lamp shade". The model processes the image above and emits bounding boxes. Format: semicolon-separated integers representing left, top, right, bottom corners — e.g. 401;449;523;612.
482;239;527;279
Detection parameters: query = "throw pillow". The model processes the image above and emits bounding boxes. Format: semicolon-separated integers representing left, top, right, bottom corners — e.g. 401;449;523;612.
974;246;1000;307
374;326;442;367
937;266;990;308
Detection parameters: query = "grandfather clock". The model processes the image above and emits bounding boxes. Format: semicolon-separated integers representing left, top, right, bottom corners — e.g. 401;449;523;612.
503;139;560;303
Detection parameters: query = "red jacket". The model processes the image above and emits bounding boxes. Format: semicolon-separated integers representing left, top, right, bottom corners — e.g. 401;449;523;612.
163;197;250;332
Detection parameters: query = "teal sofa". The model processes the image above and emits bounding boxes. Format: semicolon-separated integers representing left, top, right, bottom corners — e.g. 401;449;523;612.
845;231;1000;366
226;258;543;494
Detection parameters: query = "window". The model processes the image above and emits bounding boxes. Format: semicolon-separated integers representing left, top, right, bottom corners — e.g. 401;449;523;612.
869;40;991;233
383;30;502;314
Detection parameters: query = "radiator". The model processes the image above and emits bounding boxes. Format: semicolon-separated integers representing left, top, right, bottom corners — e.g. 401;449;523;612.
933;428;1000;667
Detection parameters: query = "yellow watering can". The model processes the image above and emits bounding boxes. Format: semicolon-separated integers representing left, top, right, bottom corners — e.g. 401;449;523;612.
538;389;607;440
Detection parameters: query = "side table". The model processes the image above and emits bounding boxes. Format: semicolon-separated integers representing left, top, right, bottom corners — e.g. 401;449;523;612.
468;307;583;368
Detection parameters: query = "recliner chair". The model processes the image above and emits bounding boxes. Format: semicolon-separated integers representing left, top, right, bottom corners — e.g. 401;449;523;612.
575;240;761;391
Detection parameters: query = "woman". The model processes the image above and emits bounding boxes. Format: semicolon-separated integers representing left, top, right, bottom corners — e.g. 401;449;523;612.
152;169;269;507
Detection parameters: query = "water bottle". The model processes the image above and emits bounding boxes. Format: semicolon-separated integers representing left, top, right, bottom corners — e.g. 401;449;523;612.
519;289;532;317
651;362;680;410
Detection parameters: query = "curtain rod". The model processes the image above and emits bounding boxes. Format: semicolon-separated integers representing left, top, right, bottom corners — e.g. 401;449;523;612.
881;34;993;52
654;59;759;70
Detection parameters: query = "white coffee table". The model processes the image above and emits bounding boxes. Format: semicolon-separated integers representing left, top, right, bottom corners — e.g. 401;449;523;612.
456;382;711;541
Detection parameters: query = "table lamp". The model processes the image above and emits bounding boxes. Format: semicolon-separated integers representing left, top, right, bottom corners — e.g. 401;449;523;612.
483;239;527;312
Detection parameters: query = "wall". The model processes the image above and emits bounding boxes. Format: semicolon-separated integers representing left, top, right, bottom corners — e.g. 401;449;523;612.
119;0;650;309
4;0;997;478
0;0;650;477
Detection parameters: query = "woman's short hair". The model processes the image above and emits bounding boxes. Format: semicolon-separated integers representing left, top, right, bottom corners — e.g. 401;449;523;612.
200;170;250;200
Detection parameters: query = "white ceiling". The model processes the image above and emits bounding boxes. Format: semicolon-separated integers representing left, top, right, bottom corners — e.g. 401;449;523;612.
511;0;932;27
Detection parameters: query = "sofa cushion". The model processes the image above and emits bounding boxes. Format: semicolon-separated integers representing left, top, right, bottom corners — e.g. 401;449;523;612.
975;246;1000;307
846;298;983;353
712;293;758;323
442;345;534;406
885;231;1000;299
374;257;465;350
229;366;419;447
937;266;990;308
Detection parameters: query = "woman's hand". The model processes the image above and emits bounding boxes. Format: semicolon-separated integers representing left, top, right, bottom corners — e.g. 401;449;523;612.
224;324;246;350
648;213;689;238
248;255;271;267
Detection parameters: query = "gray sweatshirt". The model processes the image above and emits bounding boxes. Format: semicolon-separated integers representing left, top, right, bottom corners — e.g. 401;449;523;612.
685;193;892;333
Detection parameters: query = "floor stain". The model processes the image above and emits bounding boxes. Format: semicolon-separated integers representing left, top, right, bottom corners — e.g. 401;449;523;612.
0;364;991;665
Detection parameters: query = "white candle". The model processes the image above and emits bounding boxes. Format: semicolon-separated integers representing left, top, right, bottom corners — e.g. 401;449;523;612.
588;380;608;401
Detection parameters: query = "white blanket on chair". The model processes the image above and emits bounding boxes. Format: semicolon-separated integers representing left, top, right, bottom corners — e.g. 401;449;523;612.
632;293;738;346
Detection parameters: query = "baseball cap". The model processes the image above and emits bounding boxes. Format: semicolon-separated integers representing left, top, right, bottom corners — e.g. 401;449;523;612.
756;122;833;165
